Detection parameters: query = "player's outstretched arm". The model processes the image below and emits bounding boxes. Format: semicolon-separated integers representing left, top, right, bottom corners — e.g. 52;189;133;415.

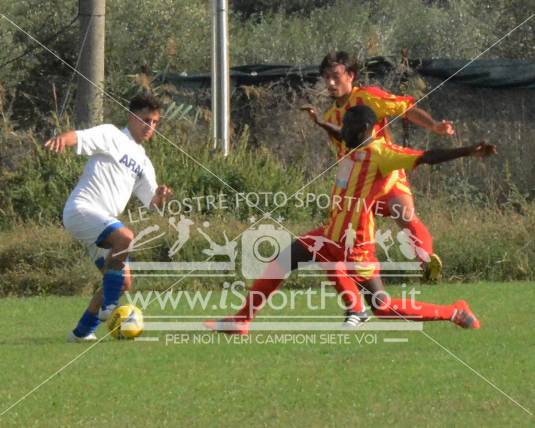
418;141;497;166
150;185;173;209
43;131;77;153
405;107;455;136
300;105;342;140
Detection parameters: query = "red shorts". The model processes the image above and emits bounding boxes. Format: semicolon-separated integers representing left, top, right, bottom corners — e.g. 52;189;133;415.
297;227;379;281
376;178;413;217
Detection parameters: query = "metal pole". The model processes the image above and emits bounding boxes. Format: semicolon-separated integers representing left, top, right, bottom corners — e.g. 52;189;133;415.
211;0;218;150
75;0;105;127
211;0;230;156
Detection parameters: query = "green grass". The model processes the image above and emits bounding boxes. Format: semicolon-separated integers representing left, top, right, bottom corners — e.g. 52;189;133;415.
0;282;534;427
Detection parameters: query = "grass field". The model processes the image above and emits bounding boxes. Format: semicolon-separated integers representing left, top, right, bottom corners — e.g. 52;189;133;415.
0;282;533;427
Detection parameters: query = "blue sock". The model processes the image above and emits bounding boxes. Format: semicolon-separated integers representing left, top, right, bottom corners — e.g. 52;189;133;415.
102;269;124;308
73;310;100;338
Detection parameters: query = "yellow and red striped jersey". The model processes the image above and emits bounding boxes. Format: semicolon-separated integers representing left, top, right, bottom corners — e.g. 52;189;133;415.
324;136;423;245
323;86;415;158
322;85;415;196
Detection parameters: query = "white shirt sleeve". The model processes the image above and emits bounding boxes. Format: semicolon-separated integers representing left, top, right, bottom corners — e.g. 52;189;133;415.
75;124;122;157
133;159;158;208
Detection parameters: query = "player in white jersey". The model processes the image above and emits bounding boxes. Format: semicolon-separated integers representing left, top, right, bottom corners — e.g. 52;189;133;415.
44;94;172;342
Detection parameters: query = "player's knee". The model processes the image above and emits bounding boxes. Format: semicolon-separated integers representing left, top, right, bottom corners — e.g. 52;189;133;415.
119;228;135;246
111;228;134;255
108;257;127;271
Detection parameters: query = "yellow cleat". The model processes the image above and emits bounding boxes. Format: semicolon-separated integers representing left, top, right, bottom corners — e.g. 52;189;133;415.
423;253;443;283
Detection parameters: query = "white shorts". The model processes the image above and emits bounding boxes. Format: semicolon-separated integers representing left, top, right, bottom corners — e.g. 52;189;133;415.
63;206;124;268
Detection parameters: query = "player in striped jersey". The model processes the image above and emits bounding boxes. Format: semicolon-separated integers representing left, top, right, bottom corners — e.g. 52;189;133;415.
303;51;453;282
205;105;495;334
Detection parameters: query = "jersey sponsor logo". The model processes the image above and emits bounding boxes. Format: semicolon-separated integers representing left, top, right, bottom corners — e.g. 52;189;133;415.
119;154;143;177
335;158;355;189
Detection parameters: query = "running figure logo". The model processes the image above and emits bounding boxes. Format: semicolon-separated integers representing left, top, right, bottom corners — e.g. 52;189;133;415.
168;215;195;257
301;234;341;262
198;226;238;262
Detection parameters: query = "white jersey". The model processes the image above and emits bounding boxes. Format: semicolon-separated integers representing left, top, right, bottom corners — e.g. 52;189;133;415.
63;124;157;217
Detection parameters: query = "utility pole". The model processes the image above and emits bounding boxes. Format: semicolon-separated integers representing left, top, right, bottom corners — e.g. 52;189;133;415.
75;0;105;127
211;0;230;156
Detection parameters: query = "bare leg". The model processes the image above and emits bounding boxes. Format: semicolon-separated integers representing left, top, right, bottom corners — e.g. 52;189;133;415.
100;227;134;272
71;228;135;338
96;227;135;315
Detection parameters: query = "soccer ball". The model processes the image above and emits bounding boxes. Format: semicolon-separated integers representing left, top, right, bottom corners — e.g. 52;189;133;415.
107;305;144;339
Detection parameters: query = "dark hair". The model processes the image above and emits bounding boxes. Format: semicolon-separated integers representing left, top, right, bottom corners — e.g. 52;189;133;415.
319;51;359;76
342;105;377;148
343;105;377;128
128;93;162;113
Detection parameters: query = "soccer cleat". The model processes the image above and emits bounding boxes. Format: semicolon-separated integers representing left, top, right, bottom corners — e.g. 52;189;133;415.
423;253;443;283
67;331;97;342
98;304;117;321
451;300;480;329
203;317;250;335
342;310;370;328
